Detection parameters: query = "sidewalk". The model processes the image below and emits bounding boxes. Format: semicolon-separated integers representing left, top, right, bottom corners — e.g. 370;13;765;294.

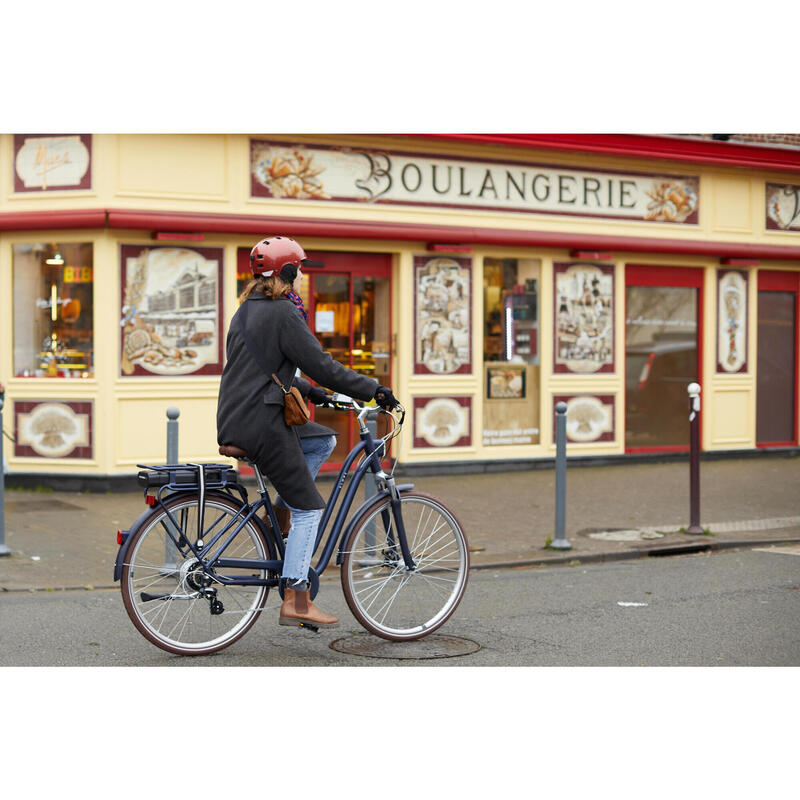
2;455;799;592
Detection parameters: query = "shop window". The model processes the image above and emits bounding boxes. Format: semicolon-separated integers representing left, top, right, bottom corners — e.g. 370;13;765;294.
482;258;540;446
13;243;94;378
625;274;701;451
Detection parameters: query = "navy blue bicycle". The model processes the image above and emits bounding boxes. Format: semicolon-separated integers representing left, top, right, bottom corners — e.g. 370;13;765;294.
114;397;470;656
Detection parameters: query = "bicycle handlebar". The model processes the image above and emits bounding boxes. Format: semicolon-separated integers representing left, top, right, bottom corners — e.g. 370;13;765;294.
315;394;405;428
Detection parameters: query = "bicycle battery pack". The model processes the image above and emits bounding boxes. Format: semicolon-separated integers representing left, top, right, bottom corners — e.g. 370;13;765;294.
136;463;240;490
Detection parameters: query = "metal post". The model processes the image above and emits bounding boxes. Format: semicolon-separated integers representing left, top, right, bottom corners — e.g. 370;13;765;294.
0;383;10;557
550;401;571;550
166;406;180;465
164;407;180;571
686;383;703;535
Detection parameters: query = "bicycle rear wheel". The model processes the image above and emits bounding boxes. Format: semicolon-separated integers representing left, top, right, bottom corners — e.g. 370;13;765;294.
120;493;274;656
340;491;469;641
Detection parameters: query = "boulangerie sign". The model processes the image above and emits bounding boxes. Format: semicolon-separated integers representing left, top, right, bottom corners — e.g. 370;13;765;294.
250;139;699;224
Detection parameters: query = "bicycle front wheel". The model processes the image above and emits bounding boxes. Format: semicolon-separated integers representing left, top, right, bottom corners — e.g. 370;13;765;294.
340;491;469;641
120;493;273;656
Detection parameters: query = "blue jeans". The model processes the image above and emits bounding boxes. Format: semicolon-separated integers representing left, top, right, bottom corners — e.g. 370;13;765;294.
279;435;335;582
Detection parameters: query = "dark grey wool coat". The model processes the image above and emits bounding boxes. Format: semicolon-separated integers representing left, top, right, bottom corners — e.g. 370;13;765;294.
217;292;378;509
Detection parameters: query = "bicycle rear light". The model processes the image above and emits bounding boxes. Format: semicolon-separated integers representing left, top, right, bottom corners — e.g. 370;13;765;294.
145;494;156;506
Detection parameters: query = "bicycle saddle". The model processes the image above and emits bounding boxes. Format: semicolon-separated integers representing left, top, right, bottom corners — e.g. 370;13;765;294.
219;444;250;460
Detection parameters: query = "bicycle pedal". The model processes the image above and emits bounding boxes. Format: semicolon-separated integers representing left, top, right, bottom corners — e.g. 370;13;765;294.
298;622;319;633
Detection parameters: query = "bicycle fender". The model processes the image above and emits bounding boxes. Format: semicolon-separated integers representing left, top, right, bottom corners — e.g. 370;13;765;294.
335;484;415;565
112;490;261;582
113;504;163;583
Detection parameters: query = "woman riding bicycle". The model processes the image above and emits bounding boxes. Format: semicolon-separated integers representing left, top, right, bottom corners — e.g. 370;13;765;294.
216;236;397;630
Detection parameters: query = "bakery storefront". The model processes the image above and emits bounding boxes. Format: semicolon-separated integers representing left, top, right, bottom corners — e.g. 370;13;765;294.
2;133;800;486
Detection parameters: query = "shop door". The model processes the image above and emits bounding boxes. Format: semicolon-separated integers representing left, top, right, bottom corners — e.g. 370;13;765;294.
625;265;703;452
301;251;392;469
756;271;799;446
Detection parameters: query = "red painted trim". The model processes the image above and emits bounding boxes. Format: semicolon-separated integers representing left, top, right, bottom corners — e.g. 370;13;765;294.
102;210;800;261
758;270;800;292
410;134;800;173
721;257;759;267
5;207;800;262
570;250;614;260
0;209;107;231
153;231;205;241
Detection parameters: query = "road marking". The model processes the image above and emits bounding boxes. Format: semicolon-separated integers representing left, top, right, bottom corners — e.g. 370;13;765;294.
752;545;800;557
617;601;648;607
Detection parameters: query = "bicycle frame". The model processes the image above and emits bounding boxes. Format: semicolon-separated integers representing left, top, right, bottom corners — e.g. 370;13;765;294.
116;401;415;591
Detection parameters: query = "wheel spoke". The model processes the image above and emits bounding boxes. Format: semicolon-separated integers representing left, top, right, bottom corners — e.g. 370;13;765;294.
342;494;468;641
122;494;270;655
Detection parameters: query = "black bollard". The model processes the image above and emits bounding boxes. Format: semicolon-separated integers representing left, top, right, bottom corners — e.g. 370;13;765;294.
686;383;703;535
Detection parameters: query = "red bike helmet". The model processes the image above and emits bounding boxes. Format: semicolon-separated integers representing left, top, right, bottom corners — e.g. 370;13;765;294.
250;236;307;277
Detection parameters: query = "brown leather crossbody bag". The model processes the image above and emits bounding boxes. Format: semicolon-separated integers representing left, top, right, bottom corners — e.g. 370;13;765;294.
271;372;310;426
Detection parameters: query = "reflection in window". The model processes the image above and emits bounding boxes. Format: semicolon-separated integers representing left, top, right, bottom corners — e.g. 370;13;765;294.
625;285;698;448
13;243;94;378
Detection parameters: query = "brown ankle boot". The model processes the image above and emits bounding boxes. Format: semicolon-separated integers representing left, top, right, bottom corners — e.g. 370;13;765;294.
275;507;292;538
279;588;339;628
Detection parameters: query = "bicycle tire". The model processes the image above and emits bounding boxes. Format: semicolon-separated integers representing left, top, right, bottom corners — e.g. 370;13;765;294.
121;492;275;656
340;491;469;641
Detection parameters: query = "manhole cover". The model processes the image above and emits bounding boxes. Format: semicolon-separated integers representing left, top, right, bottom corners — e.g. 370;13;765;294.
330;633;481;660
588;530;665;542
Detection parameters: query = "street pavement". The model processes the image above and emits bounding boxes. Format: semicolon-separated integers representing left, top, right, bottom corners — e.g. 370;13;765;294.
1;454;800;593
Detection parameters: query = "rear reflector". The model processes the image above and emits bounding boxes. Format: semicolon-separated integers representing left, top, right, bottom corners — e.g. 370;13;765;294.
117;530;124;545
145;495;156;506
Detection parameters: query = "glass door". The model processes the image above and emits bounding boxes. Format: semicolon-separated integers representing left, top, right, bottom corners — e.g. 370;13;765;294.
757;271;798;446
303;251;392;469
625;265;703;452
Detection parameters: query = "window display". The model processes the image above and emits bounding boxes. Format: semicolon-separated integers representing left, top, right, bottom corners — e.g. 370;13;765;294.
13;242;94;378
482;258;540;446
120;245;223;376
554;261;614;374
414;255;471;375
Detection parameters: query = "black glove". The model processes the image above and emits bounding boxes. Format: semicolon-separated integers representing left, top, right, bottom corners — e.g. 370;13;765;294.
374;384;398;409
307;385;331;405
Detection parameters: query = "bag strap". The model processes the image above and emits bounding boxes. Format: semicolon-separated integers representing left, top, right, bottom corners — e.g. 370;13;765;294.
238;300;290;388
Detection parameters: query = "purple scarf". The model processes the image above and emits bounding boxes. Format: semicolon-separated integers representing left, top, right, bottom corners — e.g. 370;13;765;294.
286;290;308;323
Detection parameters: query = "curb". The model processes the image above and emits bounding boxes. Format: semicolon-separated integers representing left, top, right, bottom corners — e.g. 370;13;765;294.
3;536;799;593
466;536;800;572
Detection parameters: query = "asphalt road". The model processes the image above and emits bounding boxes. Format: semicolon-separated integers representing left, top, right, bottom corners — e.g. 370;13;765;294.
2;546;799;666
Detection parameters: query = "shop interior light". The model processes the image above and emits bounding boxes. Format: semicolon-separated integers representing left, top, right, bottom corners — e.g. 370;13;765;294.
505;305;514;361
46;252;65;266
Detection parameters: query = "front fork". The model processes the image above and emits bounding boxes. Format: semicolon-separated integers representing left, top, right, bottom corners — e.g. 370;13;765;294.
360;419;415;572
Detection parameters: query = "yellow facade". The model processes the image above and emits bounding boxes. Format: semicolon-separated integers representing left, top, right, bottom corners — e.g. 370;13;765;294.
1;133;799;482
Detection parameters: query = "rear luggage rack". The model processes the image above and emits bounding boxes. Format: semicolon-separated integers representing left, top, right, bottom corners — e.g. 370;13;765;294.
136;463;240;491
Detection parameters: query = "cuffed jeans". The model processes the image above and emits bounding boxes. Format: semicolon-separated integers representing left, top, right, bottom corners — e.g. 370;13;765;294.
279;435;336;582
